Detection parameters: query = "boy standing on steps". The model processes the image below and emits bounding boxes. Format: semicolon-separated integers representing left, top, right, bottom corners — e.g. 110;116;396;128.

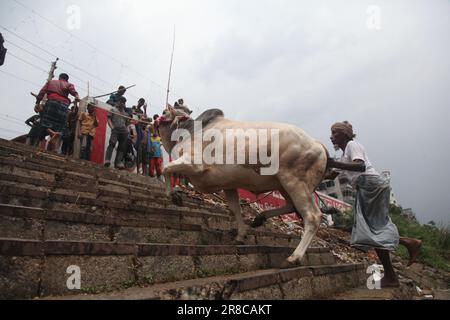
78;103;99;161
136;123;151;175
148;130;163;179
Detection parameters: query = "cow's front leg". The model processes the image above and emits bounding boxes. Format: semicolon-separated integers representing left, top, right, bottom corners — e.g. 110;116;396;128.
163;171;183;206
163;171;173;197
163;162;177;197
224;189;248;245
163;159;188;206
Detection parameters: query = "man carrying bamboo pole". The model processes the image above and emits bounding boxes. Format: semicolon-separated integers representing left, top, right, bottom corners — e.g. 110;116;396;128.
34;73;80;151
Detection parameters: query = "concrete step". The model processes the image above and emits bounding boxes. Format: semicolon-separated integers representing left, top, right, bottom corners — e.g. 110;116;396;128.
0;181;234;230
0;138;64;155
0;204;301;247
0;140;184;197
0;238;337;299
0;140;232;214
41;263;366;300
0;183;302;248
0;154;228;214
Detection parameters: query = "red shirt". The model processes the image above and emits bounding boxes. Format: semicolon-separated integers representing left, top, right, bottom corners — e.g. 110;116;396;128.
37;79;79;106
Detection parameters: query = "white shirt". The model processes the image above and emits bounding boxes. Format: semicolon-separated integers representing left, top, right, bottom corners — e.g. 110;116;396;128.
339;141;379;186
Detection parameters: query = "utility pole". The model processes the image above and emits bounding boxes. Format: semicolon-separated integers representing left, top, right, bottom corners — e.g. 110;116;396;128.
41;58;59;105
47;58;58;83
32;59;59;107
166;26;176;108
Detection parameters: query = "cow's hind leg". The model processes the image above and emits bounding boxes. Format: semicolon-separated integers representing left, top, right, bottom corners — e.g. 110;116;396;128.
279;180;322;268
251;192;296;227
224;189;247;244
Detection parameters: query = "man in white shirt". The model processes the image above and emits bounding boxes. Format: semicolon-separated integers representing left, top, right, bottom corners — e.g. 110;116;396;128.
326;121;422;288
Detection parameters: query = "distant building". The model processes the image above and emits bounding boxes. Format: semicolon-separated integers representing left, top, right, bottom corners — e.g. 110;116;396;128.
319;150;356;205
381;171;400;207
319;170;400;208
401;208;419;224
318;176;355;206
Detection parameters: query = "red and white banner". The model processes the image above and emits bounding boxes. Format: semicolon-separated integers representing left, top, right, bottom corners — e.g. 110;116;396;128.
238;190;352;222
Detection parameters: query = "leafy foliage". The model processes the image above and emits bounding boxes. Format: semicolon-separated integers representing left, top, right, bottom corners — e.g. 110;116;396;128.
390;205;450;272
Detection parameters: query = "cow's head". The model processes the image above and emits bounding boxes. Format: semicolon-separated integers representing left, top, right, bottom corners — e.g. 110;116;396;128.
160;105;177;124
156;105;193;154
158;105;193;128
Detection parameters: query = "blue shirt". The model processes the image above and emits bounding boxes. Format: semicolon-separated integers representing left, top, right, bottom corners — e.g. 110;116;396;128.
148;136;162;158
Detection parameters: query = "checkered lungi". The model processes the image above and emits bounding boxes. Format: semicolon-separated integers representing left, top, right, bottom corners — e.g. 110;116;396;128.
39;100;69;135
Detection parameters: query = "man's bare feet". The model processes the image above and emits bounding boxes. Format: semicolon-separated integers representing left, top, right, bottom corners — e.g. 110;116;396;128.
402;238;423;266
381;277;400;288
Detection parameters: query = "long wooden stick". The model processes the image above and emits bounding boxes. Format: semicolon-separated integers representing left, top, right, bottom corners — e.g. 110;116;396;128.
165;26;176;108
93;85;136;99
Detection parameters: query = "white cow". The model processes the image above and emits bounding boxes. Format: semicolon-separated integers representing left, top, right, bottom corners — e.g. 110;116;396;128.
156;107;328;268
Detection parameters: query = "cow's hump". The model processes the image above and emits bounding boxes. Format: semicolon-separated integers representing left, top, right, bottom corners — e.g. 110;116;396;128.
195;109;225;128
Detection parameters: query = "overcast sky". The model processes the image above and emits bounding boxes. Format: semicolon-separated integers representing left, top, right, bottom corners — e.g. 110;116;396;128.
0;0;449;225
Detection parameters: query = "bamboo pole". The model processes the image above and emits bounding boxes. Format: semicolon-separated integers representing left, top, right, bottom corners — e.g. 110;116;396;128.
165;26;176;108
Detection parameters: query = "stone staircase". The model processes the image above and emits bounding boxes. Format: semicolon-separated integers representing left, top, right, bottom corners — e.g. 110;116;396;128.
0;139;366;300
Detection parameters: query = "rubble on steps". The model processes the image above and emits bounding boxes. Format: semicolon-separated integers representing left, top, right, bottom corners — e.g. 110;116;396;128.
176;185;449;300
177;186;370;264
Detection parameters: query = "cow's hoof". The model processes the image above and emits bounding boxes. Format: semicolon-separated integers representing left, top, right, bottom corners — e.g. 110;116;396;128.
171;191;184;207
251;215;267;228
279;259;301;269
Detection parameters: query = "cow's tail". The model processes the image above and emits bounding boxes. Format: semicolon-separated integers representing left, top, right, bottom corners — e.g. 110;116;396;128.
319;143;331;182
